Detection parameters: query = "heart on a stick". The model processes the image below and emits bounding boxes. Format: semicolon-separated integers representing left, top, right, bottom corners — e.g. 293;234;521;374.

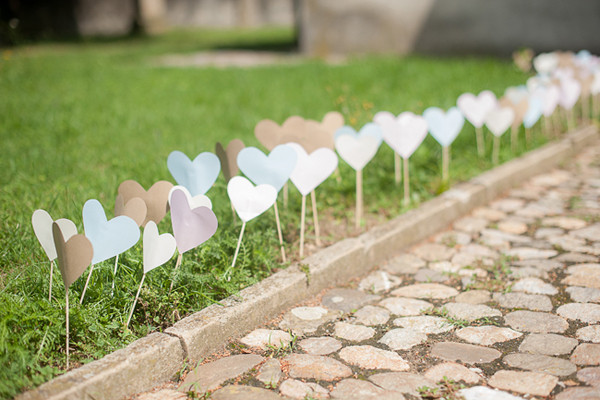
227;176;277;223
499;97;528;128
118;180;173;226
542;85;561;117
168;185;212;210
114;195;147;227
304;112;345;152
237;144;297;192
485;107;515;137
32;209;78;261
559;77;581;110
170;187;218;254
523;95;543;129
53;222;93;288
457;91;497;128
334;123;382;171
374;111;428;159
143;221;176;273
534;52;559;75
423;107;464;147
288;143;338;196
167;151;220;196
254;116;306;151
215;139;245;182
82;199;140;264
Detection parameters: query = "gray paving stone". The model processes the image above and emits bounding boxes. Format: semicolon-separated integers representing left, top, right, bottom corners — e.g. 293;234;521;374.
454;290;491;304
279;306;338;335
535;227;565;239
459;386;525;400
393;316;454;334
256;359;282;386
179;354;265;393
451;252;494;268
412;243;456;261
509;266;549;279
211;385;282;400
338;345;410;371
279;379;329;399
503;247;558;260
431;342;501;364
298;337;342;356
556;252;598;263
456;326;522;346
424;362;482;384
571;224;600;241
504;310;568;333
334;322;375;342
512;277;558;295
564;264;600;288
434;230;472;246
381;254;425;275
379;297;432;316
567;285;600;302
557;303;600;323
428;261;461;273
543;216;588;230
498;219;528;234
518;333;578;355
284;354;352;381
353;305;390;326
482;228;532;244
443;302;502;322
503;353;577;376
511;259;563;270
391;283;458;299
488;370;558;397
330;379;402;399
358;271;402;294
555;387;600;400
473;207;506;221
572;344;600;365
414;268;447;282
491;198;526;212
493;292;553;312
322;289;380;313
239;329;293;350
578;367;600;387
369;372;436;396
136;390;187;400
378;328;427;350
577;325;600;343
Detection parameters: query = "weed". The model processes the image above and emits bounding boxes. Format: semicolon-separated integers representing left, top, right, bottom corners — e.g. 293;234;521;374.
264;331;298;358
418;376;465;400
299;264;311;286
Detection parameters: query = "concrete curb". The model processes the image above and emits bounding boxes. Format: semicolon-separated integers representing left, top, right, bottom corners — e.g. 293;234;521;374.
19;125;598;400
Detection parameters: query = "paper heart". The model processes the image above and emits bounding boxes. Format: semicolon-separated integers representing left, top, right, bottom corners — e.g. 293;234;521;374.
167;151;220;196
170;188;218;254
533;52;559;75
254;116;306;151
83;199;140;264
118;180;173;226
215;139;245;182
457;91;497;128
168;185;212;210
592;72;600;96
375;111;428;159
288;143;338;196
32;209;78;261
504;86;529;105
423;107;464;147
542;85;561;116
114;195;147;227
143;221;176;273
559;77;581;109
485;107;514;137
303;112;345;152
523;95;544;129
237;144;297;192
499;97;528;128
334;123;382;171
227;176;277;223
578;72;594;98
53;222;93;288
317;111;345;135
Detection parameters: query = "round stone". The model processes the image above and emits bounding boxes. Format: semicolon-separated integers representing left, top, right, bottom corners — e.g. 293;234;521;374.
493;292;553;312
572;343;600;365
378;328;427;350
512;277;558;295
284;354;352;381
298;337;342;355
338;345;410;371
379;297;432;316
391;283;458;299
488;370;557;397
330;379;396;399
424;362;482;384
557;303;600;323
412;243;456;261
454;290;491;304
369;372;436;397
334;322;375;342
358;271;402;294
577;325;600;343
571;224;600;241
454;216;489;233
431;342;501;364
353;305;390;326
211;385;283;400
291;306;329;321
542;216;587;230
518;333;578;355
435;230;472;246
473;207;506;221
503;247;558;260
393;316;454;334
443;302;502;322
279;379;329;399
382;254;426;275
491;198;525;212
239;329;293;350
504;311;568;333
322;288;380;313
578;367;600;387
555;387;600;400
503;353;577;376
498;219;528;235
456;326;522;346
567;287;600;303
459;386;526;400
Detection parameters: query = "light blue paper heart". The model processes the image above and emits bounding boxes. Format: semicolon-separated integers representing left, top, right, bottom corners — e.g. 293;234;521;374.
523;95;543;129
167;151;220;196
83;199;140;264
423;107;464;147
237;144;297;192
334;123;383;146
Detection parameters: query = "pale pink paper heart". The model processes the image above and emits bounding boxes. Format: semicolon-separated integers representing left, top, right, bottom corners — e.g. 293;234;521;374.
457;91;497;128
375;111;428;159
170;188;218;254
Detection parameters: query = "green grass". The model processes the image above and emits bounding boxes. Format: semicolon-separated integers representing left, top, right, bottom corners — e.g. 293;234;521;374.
0;27;548;398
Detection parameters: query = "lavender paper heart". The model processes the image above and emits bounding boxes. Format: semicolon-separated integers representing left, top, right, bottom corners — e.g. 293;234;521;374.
170;188;218;254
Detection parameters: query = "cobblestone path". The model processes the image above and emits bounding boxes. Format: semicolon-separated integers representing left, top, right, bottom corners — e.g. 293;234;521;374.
138;142;600;399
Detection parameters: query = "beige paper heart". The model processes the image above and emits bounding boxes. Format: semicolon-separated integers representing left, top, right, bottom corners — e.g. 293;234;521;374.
114;195;147;227
500;97;528;128
118;180;173;226
53;222;93;288
215;139;245;182
578;72;594;98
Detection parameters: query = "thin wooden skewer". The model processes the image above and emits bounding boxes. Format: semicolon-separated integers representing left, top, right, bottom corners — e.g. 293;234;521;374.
356;169;363;230
403;157;410;205
169;253;182;292
310;191;321;246
127;273;146;327
80;264;94;304
492;136;500;165
273;202;287;263
230;222;246;272
65;288;70;369
299;195;306;258
111;255;119;295
442;146;450;184
48;260;54;301
475;126;485;157
394;153;401;185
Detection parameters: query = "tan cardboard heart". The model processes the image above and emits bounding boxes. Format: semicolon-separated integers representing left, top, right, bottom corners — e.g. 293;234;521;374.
114;195;147;227
557;51;575;69
215;139;245;182
303;112;345;152
578;72;594;98
53;222;93;288
118;180;173;226
500;97;528;128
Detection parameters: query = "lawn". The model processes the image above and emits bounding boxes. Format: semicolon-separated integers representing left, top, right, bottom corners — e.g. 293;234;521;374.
0;27;538;398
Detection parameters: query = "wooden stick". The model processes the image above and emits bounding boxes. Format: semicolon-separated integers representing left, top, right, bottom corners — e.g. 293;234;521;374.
356;169;363;230
403;157;410;206
126;273;146;327
111;254;119;295
510;126;518;152
283;182;289;210
49;260;54;302
492;136;500;165
65;288;69;369
525;127;531;147
299;195;306;258
593;94;599;120
475;126;485;157
310;190;321;246
273;202;287;263
567;108;575;132
230;221;246;271
442;146;450;184
394;153;401;185
583;95;590;122
231;202;237;224
169;253;182;292
80;264;94;304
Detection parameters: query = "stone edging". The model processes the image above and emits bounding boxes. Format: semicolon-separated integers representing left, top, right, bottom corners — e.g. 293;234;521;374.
19;126;598;400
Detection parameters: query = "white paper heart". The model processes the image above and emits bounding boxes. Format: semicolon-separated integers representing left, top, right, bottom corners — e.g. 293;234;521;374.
32;209;78;261
542;85;561;117
227;176;277;223
534;52;559;75
457;90;497;128
523;94;544;129
423;107;464;148
143;221;176;273
485;107;514;137
592;71;600;96
374;111;428;159
288;143;339;196
168;185;212;210
334;123;382;171
559;77;581;110
505;86;529;105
